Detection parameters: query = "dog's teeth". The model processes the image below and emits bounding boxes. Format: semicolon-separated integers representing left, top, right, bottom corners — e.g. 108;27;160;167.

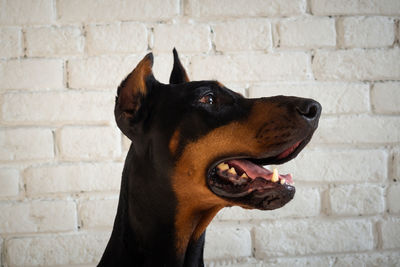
280;178;285;185
228;167;237;175
241;173;248;178
217;163;229;171
271;168;279;182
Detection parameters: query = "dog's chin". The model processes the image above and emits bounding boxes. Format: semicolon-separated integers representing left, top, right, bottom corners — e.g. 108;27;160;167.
208;170;295;210
206;137;311;210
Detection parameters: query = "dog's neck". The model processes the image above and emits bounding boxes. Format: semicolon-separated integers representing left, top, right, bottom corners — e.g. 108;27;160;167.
98;144;214;267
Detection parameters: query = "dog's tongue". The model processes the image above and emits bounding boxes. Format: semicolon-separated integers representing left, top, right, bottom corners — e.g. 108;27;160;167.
229;159;272;178
227;159;293;184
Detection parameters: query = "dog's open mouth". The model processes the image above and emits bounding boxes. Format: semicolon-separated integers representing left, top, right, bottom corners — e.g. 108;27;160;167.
207;140;304;210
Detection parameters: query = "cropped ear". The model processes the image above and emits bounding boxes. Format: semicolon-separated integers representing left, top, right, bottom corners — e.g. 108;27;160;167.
169;48;190;84
115;53;155;139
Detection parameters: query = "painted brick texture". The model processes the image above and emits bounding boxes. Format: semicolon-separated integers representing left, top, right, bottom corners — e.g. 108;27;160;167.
0;0;399;266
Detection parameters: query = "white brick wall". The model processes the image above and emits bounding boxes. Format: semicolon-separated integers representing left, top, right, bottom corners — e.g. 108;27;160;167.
277;17;336;48
86;22;148;55
381;217;400;249
0;128;54;161
0;201;76;233
6;233;110;266
371;82;400;114
78;199;119;229
388;184;400;214
57;0;179;23
185;0;306;17
190;53;311;82
25;26;85;57
313;48;400;81
0;0;399;266
333;251;400;267
0;168;19;197
0;0;54;25
254;219;374;257
0;27;22;58
337;16;396;48
328;184;384;216
153;23;211;53
213;19;272;52
0;59;64;90
24;163;123;196
2;91;114;124
311;0;400;15
204;226;252;260
67;55;141;89
58;126;121;160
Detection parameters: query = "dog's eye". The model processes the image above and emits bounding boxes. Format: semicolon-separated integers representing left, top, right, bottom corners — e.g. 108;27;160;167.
199;94;214;105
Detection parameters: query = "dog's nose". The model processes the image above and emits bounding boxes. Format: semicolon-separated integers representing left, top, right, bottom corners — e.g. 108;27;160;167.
296;99;322;123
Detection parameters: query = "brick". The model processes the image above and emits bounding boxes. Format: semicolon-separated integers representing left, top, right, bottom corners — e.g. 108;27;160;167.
6;232;109;266
186;0;306;17
0;59;64;89
25;163;122;195
315;115;400;144
205;258;262;266
311;0;400;15
277;149;387;183
153;24;210;53
381;217;400;249
213;19;271;52
0;27;22;58
333;252;400;267
371;82;400;114
67;55;141;89
338;17;395;48
393;149;400;180
254;219;373;257
278;17;335;48
313;48;400;81
388;184;400;214
398;22;400;41
0;0;54;25
263;257;333;267
250;82;369;114
204;224;251;259
58;126;121;160
2;91;114;124
79;199;118;228
216;187;320;220
25;26;84;57
329;184;384;216
57;0;179;23
0;128;53;161
190;53;311;82
0;168;19;196
0;201;76;233
86;22;147;55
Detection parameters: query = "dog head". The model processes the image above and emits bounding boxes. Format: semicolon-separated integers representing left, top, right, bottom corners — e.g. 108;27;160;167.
115;50;321;251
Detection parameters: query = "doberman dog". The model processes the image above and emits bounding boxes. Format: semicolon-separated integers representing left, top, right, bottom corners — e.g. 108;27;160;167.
98;49;321;267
